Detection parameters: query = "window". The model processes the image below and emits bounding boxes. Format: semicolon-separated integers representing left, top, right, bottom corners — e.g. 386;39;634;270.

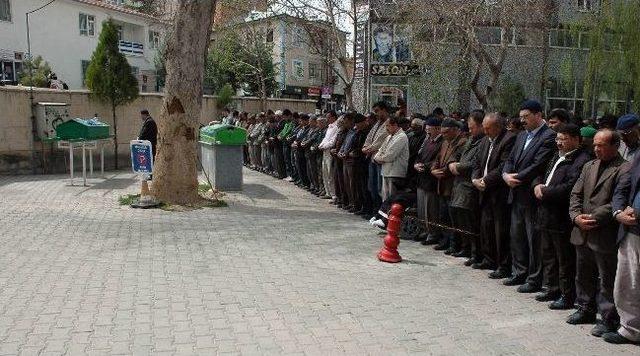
292;59;304;80
79;13;95;36
549;29;579;48
309;63;319;79
81;60;90;86
266;29;274;43
577;0;596;11
149;30;160;49
0;0;11;22
291;26;305;48
115;25;123;41
476;27;501;45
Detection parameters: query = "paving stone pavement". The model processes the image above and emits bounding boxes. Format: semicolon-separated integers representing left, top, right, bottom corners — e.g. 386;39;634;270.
0;169;637;355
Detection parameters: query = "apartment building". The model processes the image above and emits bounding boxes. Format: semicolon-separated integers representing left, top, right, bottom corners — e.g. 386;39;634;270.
0;0;165;92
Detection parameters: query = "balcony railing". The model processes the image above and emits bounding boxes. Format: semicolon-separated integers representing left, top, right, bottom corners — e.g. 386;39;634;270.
118;41;144;57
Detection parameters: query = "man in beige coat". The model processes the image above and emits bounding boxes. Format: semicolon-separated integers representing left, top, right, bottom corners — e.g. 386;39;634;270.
567;130;626;338
374;117;409;200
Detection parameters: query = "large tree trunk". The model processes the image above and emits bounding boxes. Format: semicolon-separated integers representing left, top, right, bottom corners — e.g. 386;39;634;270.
344;84;353;111
152;0;217;204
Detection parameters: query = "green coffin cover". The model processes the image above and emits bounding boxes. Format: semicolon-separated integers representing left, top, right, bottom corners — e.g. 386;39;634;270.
55;118;110;140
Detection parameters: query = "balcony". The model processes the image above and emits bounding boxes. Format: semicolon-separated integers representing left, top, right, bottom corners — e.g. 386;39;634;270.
119;41;144;57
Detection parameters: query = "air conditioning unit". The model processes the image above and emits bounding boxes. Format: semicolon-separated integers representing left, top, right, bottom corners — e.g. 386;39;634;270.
35;102;70;139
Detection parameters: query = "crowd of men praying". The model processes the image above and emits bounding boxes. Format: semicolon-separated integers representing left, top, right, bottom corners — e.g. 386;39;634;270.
221;100;640;346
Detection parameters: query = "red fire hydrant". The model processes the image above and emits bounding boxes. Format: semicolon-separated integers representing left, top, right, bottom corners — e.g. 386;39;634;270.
377;203;403;263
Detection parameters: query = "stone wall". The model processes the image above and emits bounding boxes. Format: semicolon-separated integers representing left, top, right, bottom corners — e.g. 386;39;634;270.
0;86;316;174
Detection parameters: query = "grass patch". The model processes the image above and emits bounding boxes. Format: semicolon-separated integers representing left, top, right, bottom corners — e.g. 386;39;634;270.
118;194;140;205
198;182;212;193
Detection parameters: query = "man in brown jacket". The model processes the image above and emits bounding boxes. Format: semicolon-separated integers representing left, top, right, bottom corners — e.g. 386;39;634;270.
567;130;626;338
431;118;467;253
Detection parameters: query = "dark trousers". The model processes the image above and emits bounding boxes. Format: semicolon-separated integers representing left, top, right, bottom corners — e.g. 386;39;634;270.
481;202;511;271
289;145;298;180
343;162;358;209
450;207;481;257
425;191;442;237
437;196;454;248
306;152;320;190
357;162;371;213
295;149;308;186
316;154;324;193
283;143;293;178
367;161;382;212
333;158;346;204
274;144;286;178
510;201;542;285
575;244;619;324
541;229;575;297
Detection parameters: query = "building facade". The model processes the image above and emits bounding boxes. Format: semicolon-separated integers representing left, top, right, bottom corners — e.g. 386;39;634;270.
354;0;625;117
0;0;165;92
214;12;348;111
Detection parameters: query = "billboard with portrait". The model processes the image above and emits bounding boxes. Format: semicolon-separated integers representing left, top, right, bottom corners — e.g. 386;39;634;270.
371;24;394;63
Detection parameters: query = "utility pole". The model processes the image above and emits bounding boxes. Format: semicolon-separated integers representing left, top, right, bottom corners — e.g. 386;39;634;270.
26;0;57;174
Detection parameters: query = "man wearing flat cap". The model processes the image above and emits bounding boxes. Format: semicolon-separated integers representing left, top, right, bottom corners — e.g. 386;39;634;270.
502;100;557;292
414;117;444;244
430;118;467;253
616;113;640;161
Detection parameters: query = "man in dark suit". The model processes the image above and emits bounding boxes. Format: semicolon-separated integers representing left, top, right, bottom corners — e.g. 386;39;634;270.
567;130;625;338
414;117;443;244
532;124;592;309
138;109;157;158
448;110;485;260
607;140;640;345
472;113;516;273
502;100;557;292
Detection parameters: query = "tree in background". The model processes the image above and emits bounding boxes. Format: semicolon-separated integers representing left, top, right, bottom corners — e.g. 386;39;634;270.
268;0;357;109
405;0;552;111
19;56;52;88
151;0;217;205
207;25;277;109
216;83;234;110
494;76;526;117
85;19;139;170
579;0;640;115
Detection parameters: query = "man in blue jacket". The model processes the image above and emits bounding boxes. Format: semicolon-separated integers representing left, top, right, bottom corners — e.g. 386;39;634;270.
502;100;557;292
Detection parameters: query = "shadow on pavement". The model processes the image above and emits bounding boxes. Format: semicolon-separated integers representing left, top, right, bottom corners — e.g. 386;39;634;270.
240;183;287;200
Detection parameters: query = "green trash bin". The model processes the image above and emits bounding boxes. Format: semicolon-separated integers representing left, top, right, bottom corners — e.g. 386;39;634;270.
200;124;247;145
55;118;110;140
199;124;247;191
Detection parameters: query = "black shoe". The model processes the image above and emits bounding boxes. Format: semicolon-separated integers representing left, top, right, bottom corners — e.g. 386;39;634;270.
503;276;526;286
414;232;428;242
472;261;495;270
603;332;639;345
566;309;596;325
464;258;475;266
434;243;448;251
535;290;560;302
444;248;456;255
549;295;574;310
488;270;510;279
591;322;618;337
517;283;541;293
423;234;440;245
452;250;471;258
